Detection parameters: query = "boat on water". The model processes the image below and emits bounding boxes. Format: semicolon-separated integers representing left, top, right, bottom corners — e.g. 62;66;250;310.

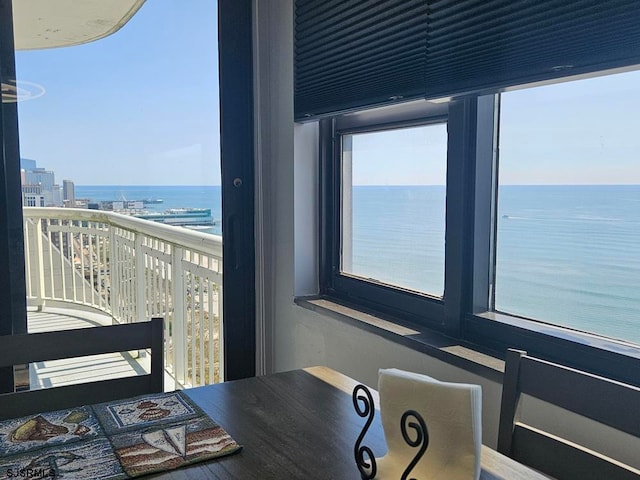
142;198;164;205
134;208;214;226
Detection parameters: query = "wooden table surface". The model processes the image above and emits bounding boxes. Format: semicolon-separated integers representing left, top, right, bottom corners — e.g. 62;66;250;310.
150;366;551;479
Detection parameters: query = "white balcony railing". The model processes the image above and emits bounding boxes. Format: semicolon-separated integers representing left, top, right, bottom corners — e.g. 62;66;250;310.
22;207;223;388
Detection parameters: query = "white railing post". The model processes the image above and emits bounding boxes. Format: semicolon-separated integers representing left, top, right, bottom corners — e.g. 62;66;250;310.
218;282;224;383
172;246;186;386
23;220;32;300
108;227;118;323
135;233;146;323
22;207;223;388
34;218;46;311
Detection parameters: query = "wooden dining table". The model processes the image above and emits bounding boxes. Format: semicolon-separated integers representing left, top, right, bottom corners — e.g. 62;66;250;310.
143;366;552;479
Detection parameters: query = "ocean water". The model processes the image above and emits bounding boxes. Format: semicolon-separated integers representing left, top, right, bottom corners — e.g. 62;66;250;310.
495;185;640;345
76;184;640;345
348;186;446;297
350;185;640;346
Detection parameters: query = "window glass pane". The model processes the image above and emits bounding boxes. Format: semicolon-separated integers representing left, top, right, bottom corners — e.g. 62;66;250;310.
341;124;447;297
496;70;640;345
14;1;222;388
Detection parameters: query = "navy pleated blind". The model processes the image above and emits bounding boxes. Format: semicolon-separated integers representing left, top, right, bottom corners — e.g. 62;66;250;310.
424;0;640;98
295;0;429;119
294;0;640;120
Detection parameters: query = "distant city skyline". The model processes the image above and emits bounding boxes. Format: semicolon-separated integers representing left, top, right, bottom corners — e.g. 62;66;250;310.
14;2;640;186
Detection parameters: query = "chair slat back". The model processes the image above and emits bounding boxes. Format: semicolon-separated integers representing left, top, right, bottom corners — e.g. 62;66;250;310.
0;318;164;420
498;349;640;480
518;354;640;437
512;424;640;480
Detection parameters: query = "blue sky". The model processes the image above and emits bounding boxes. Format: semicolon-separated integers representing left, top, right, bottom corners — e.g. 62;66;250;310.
350;69;640;185
499;70;640;185
351;124;447;185
15;2;640;186
16;1;220;185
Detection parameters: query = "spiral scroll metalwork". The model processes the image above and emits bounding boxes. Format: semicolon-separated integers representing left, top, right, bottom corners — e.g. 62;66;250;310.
400;410;429;480
352;384;377;479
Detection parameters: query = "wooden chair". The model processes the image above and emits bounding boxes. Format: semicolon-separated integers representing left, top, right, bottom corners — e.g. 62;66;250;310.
498;348;640;480
0;317;164;420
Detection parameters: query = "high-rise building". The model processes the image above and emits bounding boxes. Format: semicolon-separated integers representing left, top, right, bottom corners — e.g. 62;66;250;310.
63;179;75;207
21;184;45;207
18;160;70;207
19;158;37;171
23;194;46;207
23;168;55;192
21;168;64;206
50;185;63;206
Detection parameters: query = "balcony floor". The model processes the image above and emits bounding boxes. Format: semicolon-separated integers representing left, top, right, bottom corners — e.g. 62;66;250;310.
25;307;174;392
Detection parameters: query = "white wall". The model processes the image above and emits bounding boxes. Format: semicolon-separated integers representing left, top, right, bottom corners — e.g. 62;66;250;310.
253;0;503;448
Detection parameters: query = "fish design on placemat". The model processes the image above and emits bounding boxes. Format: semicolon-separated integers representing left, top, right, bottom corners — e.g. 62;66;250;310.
11;416;69;442
142;425;187;458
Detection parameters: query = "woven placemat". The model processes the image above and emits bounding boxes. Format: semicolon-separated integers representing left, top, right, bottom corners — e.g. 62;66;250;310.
0;391;241;479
